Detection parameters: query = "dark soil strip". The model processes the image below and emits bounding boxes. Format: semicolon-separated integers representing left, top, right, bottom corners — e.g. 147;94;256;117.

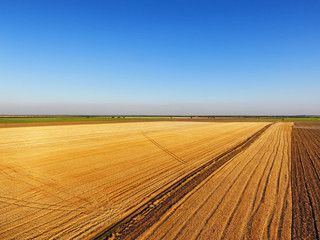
94;124;273;240
292;122;320;240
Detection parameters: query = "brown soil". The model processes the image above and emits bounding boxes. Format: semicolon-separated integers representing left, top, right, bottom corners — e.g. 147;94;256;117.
292;122;320;239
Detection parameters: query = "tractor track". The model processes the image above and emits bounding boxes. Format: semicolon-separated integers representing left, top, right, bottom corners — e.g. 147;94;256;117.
94;123;273;240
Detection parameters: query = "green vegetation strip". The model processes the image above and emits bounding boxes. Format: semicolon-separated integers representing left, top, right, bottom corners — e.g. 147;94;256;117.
0;116;319;124
0;117;170;124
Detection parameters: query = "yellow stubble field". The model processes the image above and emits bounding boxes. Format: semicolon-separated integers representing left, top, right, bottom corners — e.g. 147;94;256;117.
0;121;268;239
139;122;292;240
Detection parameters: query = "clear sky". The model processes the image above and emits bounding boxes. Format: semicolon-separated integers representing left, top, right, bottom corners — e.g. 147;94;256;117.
1;0;319;115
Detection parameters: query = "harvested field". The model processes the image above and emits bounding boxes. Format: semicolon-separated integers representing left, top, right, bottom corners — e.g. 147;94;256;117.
0;121;268;239
138;122;292;240
292;122;320;239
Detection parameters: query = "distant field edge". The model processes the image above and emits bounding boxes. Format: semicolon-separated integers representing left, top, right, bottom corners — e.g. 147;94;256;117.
93;123;273;240
0;118;277;128
0;116;319;127
0;119;171;128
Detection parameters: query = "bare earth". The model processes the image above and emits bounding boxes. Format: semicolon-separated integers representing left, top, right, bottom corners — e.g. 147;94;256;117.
0;121;267;239
292;123;320;239
139;122;292;240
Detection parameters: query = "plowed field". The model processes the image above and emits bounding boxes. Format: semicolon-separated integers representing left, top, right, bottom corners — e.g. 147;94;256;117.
292;122;320;239
0;121;268;239
138;122;292;240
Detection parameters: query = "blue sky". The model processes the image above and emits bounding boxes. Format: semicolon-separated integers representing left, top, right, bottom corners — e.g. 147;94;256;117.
1;0;319;115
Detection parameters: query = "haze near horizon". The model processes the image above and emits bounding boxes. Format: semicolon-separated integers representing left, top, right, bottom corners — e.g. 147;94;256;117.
1;0;319;115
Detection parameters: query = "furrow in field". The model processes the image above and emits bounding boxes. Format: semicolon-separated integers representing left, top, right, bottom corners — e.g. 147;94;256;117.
97;123;272;239
0;121;268;239
151;128;275;240
292;123;320;240
138;122;292;240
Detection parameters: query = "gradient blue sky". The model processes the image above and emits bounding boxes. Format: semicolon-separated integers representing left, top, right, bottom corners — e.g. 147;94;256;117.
1;0;319;115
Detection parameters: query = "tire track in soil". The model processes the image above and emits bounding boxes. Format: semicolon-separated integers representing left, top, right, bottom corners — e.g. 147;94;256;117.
194;123;287;240
12;125;265;240
0;122;268;239
194;134;276;240
245;126;283;238
93;124;272;240
136;122;292;240
246;124;289;239
0;165;91;211
142;132;188;165
219;125;281;240
148;128;275;240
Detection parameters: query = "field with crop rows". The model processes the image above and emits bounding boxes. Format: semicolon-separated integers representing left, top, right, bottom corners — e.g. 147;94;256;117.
0;120;319;239
292;123;320;239
0;121;267;239
138;122;292;240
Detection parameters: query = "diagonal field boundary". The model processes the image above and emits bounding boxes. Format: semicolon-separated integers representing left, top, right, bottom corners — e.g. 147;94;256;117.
94;123;273;240
142;132;188;165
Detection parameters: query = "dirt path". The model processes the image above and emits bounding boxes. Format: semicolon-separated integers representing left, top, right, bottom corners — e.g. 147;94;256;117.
137;122;292;240
292;123;320;239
